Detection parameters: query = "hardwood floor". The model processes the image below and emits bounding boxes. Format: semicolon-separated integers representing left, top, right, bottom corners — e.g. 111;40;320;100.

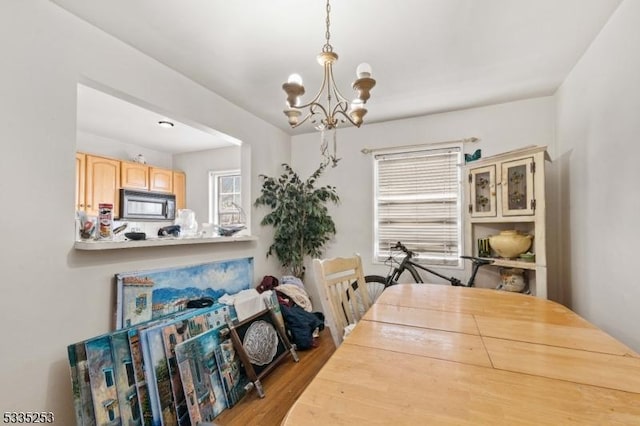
213;331;336;426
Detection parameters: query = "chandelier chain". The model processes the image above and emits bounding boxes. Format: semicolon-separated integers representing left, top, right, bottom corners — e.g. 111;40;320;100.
323;0;332;52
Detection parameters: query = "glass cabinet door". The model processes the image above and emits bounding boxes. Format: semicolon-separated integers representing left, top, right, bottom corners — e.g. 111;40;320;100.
501;157;535;216
469;165;496;217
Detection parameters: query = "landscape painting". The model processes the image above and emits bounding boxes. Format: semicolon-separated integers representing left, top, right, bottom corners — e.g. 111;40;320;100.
116;257;253;329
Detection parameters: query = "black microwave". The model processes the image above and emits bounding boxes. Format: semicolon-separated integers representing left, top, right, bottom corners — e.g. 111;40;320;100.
119;189;176;221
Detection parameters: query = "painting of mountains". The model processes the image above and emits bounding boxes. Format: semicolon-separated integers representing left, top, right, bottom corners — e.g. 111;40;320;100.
116;257;253;328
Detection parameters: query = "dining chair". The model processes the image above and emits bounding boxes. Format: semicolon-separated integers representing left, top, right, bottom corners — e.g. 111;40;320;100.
313;254;373;346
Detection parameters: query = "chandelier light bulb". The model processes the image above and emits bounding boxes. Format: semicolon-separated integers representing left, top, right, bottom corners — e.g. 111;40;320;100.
288;73;303;86
350;99;364;111
356;63;372;78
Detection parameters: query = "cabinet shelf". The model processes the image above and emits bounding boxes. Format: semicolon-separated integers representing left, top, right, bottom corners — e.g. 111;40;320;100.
479;257;538;270
470;216;535;224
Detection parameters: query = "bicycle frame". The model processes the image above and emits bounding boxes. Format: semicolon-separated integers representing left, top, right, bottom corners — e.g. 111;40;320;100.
387;255;464;286
381;241;494;287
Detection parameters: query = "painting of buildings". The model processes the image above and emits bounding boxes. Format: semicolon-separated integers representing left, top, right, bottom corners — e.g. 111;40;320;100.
160;304;238;426
116;257;253;329
85;336;121;426
110;330;142;426
175;327;228;424
214;337;248;407
67;342;96;426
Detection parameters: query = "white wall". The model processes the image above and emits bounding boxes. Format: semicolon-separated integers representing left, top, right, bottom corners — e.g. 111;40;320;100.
0;1;289;421
173;146;242;225
77;130;174;169
554;0;640;351
291;97;556;312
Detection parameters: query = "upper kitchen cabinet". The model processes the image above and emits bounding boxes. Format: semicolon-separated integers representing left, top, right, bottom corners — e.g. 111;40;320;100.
84;154;121;217
149;166;173;193
173;170;186;210
75;152;86;212
76;152;188;218
121;161;149;190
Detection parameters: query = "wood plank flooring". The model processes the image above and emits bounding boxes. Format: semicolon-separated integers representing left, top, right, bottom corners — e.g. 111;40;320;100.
213;331;336;426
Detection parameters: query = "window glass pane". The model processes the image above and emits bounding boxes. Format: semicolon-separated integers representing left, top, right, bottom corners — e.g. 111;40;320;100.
374;146;462;267
220;176;234;193
219;195;234;211
210;171;241;225
104;369;114;387
125;362;135;387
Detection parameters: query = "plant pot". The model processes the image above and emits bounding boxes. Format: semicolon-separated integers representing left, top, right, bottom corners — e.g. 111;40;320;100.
489;230;532;259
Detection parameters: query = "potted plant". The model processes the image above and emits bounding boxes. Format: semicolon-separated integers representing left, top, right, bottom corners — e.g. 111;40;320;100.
254;161;339;278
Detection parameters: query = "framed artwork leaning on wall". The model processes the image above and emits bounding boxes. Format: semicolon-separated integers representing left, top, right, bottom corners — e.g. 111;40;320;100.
229;307;299;398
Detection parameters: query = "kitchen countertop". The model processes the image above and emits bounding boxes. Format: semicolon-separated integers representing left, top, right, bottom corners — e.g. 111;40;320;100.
73;234;257;250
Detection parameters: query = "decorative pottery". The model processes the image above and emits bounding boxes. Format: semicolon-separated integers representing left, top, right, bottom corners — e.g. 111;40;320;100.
498;268;526;292
489;230;532;259
477;238;491;258
519;252;535;262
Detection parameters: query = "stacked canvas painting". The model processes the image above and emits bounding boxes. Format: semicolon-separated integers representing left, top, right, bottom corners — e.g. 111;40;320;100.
115;257;254;328
68;258;257;426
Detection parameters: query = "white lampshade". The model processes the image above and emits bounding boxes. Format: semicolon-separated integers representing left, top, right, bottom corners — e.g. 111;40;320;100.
350;99;364;111
288;73;303;86
356;63;372;78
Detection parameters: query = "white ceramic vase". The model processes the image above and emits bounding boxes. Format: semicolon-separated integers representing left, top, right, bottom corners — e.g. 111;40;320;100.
489;230;532;259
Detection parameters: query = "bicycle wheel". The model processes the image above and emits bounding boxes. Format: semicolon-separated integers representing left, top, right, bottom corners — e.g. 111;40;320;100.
362;275;389;304
349;275;390;318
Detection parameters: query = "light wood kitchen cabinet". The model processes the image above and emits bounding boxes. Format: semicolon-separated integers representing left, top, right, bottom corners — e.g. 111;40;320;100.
84;154;121;217
76;151;187;217
149;167;173;193
173;170;186;210
464;145;549;298
121;161;149;190
75;152;86;211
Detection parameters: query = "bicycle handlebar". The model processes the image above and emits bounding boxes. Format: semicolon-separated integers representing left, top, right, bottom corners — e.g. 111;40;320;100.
392;241;415;257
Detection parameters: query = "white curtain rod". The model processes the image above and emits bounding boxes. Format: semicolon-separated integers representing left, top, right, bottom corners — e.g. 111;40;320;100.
360;136;478;155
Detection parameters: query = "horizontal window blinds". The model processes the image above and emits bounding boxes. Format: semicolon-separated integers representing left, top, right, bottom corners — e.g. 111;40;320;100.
375;147;462;266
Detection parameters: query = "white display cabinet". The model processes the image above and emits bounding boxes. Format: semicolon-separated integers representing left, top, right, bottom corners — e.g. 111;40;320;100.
464;145;549;298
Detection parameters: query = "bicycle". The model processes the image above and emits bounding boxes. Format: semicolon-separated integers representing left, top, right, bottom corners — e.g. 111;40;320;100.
356;241;494;305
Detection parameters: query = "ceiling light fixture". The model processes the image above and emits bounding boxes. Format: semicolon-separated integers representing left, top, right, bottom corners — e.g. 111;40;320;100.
157;120;174;128
282;0;376;135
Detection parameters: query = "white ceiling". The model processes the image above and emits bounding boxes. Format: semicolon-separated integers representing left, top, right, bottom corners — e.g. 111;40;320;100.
77;84;240;153
56;0;622;151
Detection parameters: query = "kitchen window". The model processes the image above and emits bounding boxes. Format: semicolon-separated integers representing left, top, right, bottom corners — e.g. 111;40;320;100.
374;145;462;267
209;170;241;225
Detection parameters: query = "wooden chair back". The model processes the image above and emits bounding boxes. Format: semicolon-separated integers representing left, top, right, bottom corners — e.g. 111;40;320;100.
313;255;372;345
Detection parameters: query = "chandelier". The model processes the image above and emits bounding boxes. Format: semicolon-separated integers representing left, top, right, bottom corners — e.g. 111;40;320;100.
282;0;376;132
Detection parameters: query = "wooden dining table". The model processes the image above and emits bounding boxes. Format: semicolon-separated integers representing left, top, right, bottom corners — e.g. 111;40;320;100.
282;284;640;425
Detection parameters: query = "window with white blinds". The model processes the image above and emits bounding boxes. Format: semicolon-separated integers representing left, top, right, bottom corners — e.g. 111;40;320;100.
374;146;462;267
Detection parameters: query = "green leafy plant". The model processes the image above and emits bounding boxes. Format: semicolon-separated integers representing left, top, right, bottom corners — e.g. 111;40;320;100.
254;161;339;278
